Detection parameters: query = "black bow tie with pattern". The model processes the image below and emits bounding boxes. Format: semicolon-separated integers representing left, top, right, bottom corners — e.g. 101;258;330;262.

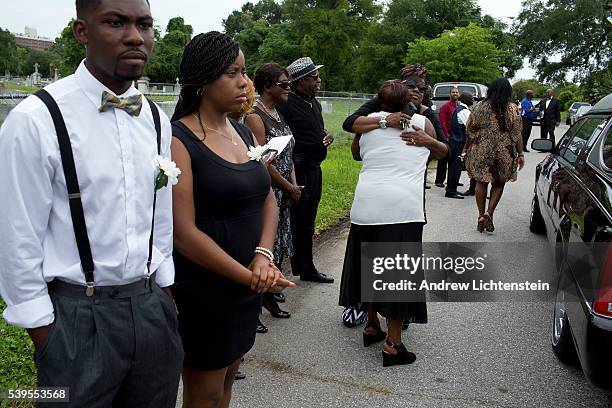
99;91;143;116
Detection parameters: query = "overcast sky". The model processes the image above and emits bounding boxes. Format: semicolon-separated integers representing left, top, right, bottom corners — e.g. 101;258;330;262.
1;0;535;79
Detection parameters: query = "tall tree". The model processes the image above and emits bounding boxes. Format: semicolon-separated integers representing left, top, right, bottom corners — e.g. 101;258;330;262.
354;0;484;92
0;29;22;75
514;0;612;82
405;23;503;86
51;20;85;77
223;0;283;39
146;17;193;83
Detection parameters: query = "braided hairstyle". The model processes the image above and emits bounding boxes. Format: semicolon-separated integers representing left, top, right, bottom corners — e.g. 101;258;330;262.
171;31;240;122
485;77;513;133
398;64;427;82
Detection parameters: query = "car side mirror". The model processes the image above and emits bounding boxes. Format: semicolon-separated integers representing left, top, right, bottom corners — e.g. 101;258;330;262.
531;138;554;152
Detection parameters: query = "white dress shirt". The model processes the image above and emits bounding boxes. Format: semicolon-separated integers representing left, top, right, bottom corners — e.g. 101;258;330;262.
350;112;429;225
457;102;471;125
0;61;174;328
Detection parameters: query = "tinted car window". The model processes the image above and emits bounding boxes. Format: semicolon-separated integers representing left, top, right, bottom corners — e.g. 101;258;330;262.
557;120;585;153
604;130;612;169
561;118;606;165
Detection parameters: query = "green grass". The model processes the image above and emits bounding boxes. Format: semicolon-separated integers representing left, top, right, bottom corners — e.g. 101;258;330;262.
315;98;365;232
0;300;37;393
2;81;39;94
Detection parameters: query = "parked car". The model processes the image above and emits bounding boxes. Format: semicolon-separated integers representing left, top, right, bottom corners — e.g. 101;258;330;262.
530;98;542;126
571;105;593;126
430;82;488;113
566;102;591;125
530;93;612;390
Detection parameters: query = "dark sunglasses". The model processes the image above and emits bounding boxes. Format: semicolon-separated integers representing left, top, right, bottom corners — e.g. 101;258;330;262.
401;79;428;93
275;81;291;90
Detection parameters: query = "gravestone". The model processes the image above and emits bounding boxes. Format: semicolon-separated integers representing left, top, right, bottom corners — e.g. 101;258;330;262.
32;63;42;87
174;77;181;93
53;68;59;82
136;76;150;93
320;100;333;113
25;75;33;87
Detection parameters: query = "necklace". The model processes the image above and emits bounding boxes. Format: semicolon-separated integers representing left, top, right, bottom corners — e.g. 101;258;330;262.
192;112;238;146
290;91;313;108
256;99;281;122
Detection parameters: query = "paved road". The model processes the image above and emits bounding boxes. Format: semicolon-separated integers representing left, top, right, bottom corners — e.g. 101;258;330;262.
184;126;612;407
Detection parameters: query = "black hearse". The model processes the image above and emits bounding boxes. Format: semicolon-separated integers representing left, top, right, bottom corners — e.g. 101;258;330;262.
530;93;612;390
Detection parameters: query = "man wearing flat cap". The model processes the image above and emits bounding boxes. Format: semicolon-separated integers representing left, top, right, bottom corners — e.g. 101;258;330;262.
277;57;334;284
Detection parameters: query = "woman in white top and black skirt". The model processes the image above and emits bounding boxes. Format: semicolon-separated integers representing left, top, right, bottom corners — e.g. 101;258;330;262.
339;79;447;366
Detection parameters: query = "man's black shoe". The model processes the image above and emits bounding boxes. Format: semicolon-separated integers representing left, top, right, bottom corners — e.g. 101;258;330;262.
523;149;530;152
301;272;334;283
445;192;464;199
457;182;464;187
434;183;445;188
270;293;286;303
461;190;476;196
425;184;431;189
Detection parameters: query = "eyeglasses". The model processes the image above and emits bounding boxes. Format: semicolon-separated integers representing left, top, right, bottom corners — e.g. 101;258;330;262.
275;81;291;90
402;82;428;93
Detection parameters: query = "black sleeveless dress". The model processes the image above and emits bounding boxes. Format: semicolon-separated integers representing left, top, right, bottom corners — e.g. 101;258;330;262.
171;118;271;370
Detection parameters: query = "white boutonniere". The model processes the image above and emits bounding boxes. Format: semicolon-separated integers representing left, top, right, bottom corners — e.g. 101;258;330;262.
247;144;270;162
154;155;181;190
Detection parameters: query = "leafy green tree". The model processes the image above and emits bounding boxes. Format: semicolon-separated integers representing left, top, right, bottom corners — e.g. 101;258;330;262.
0;29;22;74
223;0;283;39
405;23;502;86
558;90;576;111
479;15;522;78
23;48;56;77
354;0;491;91
511;79;547;100
236;20;273;75
51;20;85;77
581;64;612;104
146;17;193;83
257;24;302;67
514;0;612;82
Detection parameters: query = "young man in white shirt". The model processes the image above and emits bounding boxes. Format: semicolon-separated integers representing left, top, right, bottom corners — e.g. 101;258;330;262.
0;0;183;405
445;92;474;199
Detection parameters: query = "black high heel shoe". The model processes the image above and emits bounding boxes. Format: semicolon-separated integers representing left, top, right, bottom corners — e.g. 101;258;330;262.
363;323;386;347
256;318;268;334
382;340;416;367
263;294;291;318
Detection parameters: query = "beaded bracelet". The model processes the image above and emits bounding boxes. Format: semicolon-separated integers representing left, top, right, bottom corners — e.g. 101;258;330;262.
255;246;274;262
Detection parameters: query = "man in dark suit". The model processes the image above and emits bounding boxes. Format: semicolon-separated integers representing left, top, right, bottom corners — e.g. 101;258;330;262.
538;88;561;144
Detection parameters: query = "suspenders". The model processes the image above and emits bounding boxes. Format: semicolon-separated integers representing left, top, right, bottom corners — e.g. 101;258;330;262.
34;89;162;296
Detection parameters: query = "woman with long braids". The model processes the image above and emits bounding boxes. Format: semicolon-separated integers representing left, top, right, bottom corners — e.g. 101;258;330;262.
170;31;295;407
464;78;524;233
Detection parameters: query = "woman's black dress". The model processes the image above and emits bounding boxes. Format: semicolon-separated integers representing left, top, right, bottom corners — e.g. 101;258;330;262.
171;119;271;370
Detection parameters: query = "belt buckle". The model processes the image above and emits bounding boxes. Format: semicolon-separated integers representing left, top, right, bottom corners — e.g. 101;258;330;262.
85;281;95;297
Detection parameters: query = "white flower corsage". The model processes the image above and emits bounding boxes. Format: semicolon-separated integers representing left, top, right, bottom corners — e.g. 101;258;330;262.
247;144;270;162
154;155;181;190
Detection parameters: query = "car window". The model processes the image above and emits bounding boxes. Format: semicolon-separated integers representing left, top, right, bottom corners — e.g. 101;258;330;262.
560;117;607;165
557;120;585;153
603;129;612;170
434;85;478;98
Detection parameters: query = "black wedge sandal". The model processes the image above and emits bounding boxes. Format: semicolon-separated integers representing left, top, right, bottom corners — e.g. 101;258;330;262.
382;339;416;367
363;323;387;347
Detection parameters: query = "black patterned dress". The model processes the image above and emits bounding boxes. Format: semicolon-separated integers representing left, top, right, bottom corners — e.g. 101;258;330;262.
250;104;295;264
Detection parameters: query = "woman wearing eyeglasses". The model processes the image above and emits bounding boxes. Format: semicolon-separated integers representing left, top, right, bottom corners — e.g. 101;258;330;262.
246;63;300;329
